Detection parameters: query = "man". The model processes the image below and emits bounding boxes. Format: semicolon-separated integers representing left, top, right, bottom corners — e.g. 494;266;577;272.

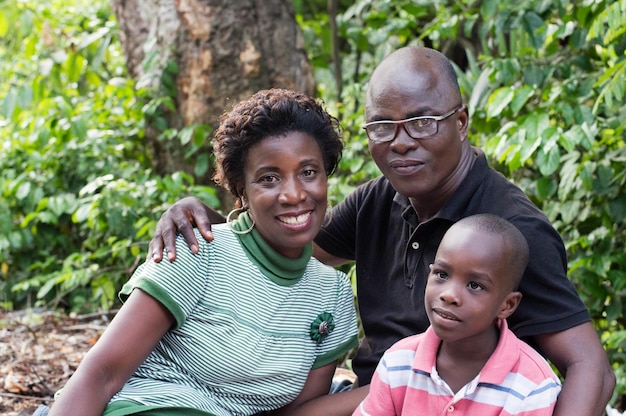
149;47;615;415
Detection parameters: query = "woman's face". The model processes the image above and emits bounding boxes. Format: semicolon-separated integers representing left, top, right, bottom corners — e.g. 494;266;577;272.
243;132;328;258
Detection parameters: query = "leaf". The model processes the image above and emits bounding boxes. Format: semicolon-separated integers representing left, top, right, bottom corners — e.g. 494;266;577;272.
560;200;581;224
519;135;542;164
522;112;550;140
16;182;31;200
579;161;595;191
522;65;545;87
608;195;626;223
510;85;534;114
179;125;195;146
76;26;111;50
486;86;514;119
537;145;560;176
521;11;545;49
2;88;17;119
194;153;209;177
480;0;498;21
0;11;8;37
536;177;557;199
468;67;493;114
17;84;33;109
72;203;92;223
71;116;88;140
48;193;77;217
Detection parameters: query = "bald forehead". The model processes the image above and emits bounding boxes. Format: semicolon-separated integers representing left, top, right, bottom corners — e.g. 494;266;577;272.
382;46;447;69
371;47;450;83
365;47;460;117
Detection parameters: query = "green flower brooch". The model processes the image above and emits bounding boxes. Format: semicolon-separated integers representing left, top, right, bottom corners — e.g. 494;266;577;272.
310;312;335;344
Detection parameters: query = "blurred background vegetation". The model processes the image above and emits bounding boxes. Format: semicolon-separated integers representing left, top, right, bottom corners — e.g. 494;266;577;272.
1;0;624;408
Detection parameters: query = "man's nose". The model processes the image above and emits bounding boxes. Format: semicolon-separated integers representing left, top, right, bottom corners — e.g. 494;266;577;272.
389;123;418;152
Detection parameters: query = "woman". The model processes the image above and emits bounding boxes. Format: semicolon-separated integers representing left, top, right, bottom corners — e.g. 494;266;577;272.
49;89;359;416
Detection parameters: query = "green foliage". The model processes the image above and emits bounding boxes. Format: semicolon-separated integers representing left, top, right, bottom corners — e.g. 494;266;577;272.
1;0;625;405
460;1;626;401
0;0;218;312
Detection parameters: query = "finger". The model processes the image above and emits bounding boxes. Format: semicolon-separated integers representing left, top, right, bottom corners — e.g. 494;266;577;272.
148;238;164;263
175;220;199;256
194;217;214;242
161;225;181;261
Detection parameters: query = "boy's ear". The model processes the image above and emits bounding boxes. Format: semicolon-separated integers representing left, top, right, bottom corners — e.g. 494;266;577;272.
497;292;522;319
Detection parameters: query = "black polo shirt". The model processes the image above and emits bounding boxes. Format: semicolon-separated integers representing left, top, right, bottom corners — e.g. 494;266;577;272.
315;149;590;385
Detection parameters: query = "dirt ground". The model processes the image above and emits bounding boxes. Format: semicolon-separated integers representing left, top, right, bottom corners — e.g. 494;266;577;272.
2;309;622;416
0;309;114;416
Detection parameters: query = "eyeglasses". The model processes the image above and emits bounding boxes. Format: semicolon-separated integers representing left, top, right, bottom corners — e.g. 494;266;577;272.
362;105;462;143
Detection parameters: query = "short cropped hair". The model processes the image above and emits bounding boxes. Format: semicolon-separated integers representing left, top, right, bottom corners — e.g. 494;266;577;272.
454;214;529;291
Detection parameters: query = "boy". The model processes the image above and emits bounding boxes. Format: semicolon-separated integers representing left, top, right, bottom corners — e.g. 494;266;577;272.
353;214;561;415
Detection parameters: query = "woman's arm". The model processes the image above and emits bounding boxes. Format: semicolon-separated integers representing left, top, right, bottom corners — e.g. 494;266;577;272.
274;362;369;416
49;290;175;416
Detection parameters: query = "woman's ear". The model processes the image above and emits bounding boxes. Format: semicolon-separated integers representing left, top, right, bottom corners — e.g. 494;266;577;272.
235;187;247;208
497;291;522;320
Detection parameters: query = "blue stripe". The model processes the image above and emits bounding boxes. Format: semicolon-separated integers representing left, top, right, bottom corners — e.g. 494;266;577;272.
479;379;561;401
386;364;414;373
478;382;526;400
528;381;562;396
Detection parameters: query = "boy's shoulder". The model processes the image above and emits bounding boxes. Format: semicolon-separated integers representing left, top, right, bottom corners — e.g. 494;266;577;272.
388;332;424;352
513;334;560;379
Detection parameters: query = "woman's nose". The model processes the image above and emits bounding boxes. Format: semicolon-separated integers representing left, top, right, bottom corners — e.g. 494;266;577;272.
278;179;306;204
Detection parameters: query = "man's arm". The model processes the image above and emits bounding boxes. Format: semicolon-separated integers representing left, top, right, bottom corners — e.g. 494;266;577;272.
149;195;355;267
312;244;352;267
149;196;226;262
535;321;615;416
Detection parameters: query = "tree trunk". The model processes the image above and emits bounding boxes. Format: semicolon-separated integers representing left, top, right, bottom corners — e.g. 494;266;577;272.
110;0;316;194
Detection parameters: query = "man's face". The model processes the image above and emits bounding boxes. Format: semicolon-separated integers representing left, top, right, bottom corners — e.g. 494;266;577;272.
365;64;467;202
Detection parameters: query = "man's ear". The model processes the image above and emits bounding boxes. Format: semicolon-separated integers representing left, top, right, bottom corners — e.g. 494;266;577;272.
457;105;469;140
497;291;522;320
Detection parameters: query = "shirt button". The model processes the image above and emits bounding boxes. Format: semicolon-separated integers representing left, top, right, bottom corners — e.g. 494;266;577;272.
411;241;420;250
447;405;455;412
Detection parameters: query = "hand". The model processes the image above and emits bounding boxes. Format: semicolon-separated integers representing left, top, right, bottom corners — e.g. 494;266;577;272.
148;196;223;262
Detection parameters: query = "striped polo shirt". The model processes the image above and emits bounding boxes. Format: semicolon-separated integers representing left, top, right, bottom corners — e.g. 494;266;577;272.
354;319;561;416
107;225;359;416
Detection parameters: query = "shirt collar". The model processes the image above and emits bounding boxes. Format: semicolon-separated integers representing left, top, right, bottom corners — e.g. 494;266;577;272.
412;319;521;386
232;211;312;286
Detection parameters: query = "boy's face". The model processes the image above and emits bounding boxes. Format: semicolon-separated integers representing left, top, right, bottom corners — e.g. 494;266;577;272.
425;225;520;344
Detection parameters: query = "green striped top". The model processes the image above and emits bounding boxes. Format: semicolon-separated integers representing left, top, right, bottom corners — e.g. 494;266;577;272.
105;224;359;416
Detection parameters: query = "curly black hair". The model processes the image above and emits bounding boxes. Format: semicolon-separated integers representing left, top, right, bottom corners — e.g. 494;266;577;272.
212;88;343;203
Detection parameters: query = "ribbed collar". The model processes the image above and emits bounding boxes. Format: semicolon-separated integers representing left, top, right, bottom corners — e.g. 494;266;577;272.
232;211;312;286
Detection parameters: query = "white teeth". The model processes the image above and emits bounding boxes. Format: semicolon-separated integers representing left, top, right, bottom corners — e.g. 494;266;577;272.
279;212;311;225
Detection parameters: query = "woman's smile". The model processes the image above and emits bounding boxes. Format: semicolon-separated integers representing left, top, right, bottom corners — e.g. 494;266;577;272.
277;211;314;227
